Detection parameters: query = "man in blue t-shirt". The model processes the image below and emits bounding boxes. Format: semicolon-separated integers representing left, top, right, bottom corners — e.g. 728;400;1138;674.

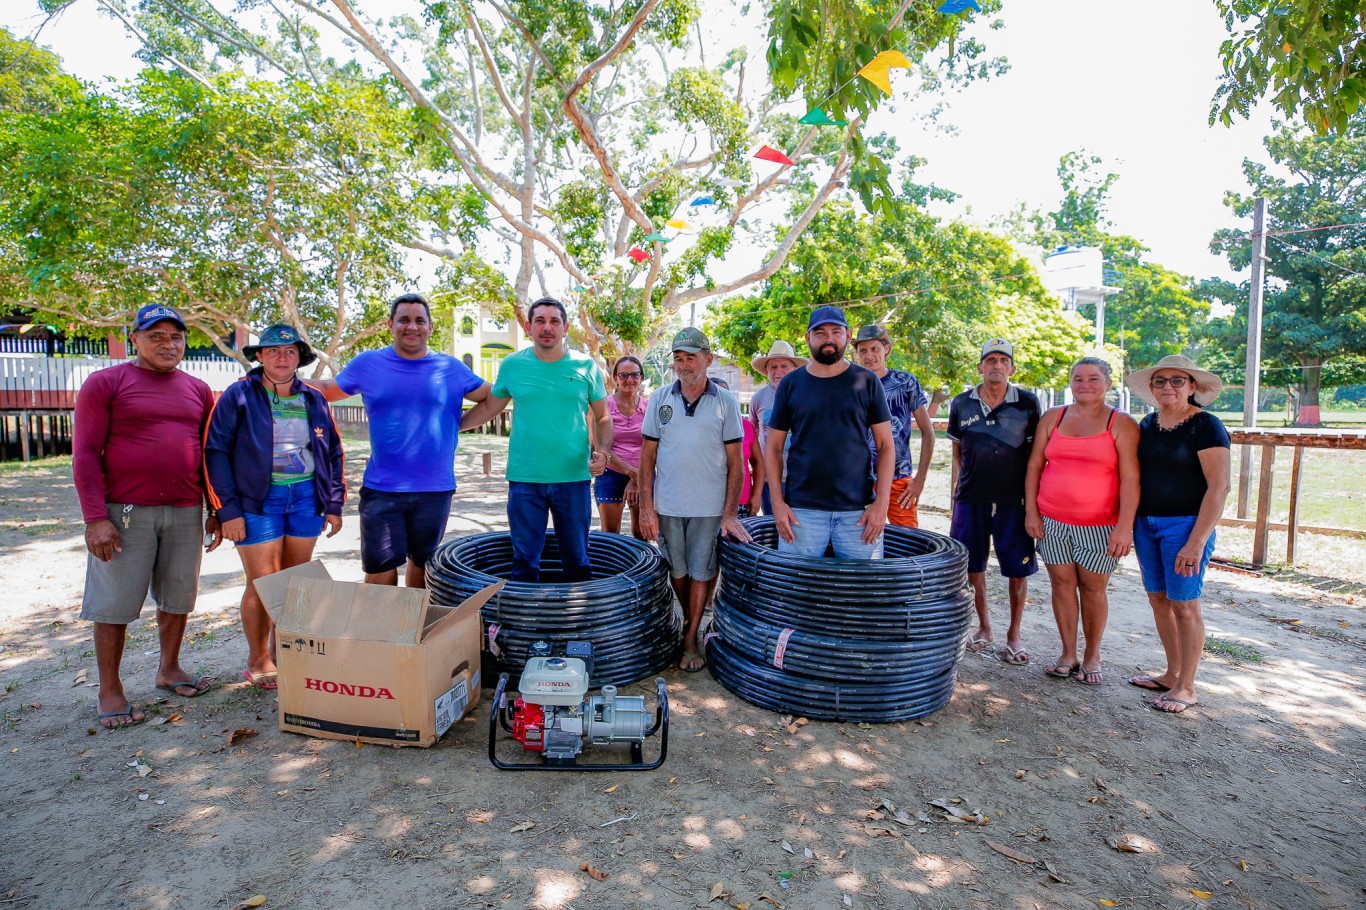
308;293;490;588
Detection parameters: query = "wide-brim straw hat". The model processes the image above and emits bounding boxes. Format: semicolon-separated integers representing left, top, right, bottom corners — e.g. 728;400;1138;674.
1126;355;1222;408
751;339;808;373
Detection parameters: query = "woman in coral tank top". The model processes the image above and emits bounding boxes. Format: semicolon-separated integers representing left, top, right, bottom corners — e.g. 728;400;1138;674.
1024;357;1139;686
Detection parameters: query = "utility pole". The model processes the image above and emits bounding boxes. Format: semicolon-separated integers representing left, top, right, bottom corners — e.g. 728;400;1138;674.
1237;196;1267;519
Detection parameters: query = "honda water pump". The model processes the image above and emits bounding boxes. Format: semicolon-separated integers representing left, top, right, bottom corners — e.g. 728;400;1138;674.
488;640;670;770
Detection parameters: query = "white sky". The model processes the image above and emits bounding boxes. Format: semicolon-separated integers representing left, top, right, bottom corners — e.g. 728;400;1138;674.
4;0;1274;283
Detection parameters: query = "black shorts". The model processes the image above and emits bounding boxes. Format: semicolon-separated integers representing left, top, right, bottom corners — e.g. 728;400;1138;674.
949;501;1038;578
357;487;454;574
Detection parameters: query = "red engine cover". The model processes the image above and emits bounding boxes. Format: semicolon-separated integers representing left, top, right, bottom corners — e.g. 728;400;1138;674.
510;697;546;752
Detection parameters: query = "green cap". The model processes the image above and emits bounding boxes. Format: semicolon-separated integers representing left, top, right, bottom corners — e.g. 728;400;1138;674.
671;327;710;354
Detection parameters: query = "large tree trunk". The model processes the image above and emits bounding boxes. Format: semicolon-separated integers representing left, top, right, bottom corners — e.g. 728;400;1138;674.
1295;358;1323;426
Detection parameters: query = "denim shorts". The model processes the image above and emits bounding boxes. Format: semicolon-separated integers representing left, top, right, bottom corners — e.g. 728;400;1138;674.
594;468;630;504
1134;515;1216;602
241;481;326;546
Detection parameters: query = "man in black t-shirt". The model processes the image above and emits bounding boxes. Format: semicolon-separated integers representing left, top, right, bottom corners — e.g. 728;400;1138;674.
765;306;893;558
947;339;1042;665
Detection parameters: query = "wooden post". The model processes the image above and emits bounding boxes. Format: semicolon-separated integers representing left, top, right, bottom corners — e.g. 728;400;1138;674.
1251;443;1276;567
18;409;30;461
1286;446;1304;564
482;452;492;475
1237;196;1268;518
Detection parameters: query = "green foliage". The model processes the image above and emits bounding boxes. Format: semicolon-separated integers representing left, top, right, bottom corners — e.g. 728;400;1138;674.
0;67;451;369
1016;151;1209;369
765;0;1005;206
1213;1;1366;133
1206;118;1366;418
0;27;82;113
707;195;1089;392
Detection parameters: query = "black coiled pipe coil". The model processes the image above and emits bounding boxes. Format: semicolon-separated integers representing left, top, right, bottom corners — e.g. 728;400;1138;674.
705;517;973;722
426;531;679;687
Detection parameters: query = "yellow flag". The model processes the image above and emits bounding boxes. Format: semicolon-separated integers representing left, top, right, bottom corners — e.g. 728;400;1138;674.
666;218;692;230
857;49;912;94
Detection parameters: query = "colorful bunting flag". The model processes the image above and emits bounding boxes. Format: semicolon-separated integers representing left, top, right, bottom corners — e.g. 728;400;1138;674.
754;145;795;166
689;195;715;207
715;178;747;188
643;231;671;243
572;285;587;293
858;50;912;94
937;0;981;13
799;108;847;127
627;247;650;263
666;218;692;230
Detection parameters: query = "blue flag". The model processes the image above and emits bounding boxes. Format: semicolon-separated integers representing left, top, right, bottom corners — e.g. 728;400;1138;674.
937;0;980;13
689;195;716;207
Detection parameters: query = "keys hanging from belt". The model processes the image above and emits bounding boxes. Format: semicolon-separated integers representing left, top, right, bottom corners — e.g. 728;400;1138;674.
121;504;133;529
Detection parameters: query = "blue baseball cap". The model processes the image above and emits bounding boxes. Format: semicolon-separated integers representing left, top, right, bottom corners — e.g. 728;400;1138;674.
132;304;186;332
807;305;848;331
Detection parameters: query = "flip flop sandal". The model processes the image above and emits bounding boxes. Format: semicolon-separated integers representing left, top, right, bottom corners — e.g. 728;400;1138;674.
1074;667;1104;686
157;676;213;698
1000;646;1030;666
1128;674;1170;692
680;652;707;673
96;703;145;729
242;669;279;691
1151;696;1197;714
966;635;993;653
1044;662;1078;678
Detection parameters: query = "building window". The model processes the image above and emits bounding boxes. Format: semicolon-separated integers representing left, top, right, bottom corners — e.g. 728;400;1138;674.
460;315;475;336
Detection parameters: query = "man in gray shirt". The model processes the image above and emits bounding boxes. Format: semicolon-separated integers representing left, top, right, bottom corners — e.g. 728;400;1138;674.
638;328;749;672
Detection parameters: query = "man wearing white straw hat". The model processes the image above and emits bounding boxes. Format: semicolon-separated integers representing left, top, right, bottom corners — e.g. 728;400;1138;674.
749;340;807;515
1123;355;1231;716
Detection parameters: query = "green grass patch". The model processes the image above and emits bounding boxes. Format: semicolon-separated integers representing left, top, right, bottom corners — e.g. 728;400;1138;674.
0;454;72;475
1204;636;1265;662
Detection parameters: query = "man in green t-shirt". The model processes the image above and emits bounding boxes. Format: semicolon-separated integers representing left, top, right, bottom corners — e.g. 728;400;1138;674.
461;297;612;581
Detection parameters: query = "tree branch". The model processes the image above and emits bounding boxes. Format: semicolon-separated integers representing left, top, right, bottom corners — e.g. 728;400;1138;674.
560;0;662;231
664;147;853;310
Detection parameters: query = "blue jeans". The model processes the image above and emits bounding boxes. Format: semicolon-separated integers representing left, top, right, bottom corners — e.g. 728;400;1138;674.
241;481;325;546
779;508;883;559
507;481;592;582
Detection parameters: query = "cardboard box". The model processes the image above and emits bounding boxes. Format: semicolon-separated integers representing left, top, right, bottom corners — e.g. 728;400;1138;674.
254;561;502;748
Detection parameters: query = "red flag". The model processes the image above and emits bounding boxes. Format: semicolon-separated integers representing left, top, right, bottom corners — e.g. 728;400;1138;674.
627;247;650;263
754;145;795;166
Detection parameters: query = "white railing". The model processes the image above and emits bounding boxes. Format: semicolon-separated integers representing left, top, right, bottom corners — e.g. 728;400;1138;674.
0;353;249;408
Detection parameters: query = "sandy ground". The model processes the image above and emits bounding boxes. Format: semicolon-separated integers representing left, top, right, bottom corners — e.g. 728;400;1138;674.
1;432;1364;910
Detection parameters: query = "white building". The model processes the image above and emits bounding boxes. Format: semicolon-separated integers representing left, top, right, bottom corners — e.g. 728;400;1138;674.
451;303;530;382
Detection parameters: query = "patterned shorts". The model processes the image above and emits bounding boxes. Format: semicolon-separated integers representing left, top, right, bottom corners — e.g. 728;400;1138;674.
1037;515;1119;575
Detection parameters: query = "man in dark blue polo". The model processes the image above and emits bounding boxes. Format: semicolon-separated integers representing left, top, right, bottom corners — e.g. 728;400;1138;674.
947;339;1042;665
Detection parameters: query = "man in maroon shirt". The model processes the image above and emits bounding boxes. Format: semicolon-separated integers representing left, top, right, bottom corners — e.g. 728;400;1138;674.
73;305;223;728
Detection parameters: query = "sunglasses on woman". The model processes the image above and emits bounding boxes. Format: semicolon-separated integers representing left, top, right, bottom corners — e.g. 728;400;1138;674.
1150;376;1189;388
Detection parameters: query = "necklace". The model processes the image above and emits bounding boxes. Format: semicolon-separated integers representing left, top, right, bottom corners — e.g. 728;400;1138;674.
1156;407;1198;432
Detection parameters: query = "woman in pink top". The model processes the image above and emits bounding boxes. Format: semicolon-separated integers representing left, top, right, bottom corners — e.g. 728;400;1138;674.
595;355;647;536
1024;357;1139;685
738;415;765;518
